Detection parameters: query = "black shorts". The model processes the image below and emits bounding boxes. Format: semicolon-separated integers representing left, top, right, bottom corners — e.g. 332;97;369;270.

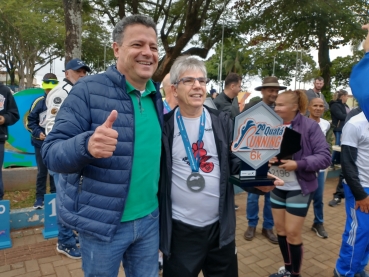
270;188;313;217
163;220;238;277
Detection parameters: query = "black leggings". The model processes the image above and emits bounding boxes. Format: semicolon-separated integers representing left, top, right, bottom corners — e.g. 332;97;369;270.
270;188;313;217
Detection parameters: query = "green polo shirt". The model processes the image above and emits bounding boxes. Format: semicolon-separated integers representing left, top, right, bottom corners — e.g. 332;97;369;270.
121;80;161;222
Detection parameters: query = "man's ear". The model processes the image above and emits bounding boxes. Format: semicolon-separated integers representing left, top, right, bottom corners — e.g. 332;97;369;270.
172;84;178;98
112;42;120;58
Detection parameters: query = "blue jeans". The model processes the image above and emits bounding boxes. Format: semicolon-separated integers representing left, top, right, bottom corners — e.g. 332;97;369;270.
0;143;4;200
313;170;326;224
79;208;159;277
331;131;341;165
246;192;274;229
49;170;76;247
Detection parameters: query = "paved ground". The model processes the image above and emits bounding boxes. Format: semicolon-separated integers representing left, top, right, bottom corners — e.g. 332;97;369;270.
1;176;366;277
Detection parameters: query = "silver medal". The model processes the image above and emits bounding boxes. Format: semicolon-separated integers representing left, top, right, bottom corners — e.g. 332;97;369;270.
186;172;205;192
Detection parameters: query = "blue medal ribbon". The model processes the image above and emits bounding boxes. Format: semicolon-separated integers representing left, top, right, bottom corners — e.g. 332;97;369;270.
176;108;205;173
163;100;172;112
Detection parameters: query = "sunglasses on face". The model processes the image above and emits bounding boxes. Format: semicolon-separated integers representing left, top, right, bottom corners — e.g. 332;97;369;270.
175;77;210;86
42;79;59;85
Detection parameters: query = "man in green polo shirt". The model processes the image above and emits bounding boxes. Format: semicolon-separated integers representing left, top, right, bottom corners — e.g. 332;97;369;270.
41;15;163;277
122;80;161;222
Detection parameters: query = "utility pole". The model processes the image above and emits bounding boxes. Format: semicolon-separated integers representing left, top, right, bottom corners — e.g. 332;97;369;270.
295;44;299;90
216;63;220;92
219;0;227;93
298;49;303;89
103;44;106;71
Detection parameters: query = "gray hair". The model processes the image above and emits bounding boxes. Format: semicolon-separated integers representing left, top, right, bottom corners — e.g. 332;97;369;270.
112;15;157;45
170;56;207;84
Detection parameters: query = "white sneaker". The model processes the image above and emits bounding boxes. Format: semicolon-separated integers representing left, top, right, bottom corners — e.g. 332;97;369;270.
278;266;286;274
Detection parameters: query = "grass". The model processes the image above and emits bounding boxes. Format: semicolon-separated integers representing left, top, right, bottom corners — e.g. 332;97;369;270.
3;189;36;209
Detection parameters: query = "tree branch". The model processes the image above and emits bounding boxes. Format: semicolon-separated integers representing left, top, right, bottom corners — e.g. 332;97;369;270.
182;47;209;58
160;0;173;52
91;7;116;26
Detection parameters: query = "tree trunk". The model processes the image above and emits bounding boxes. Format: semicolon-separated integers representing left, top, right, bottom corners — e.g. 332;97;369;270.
9;69;16;86
26;59;36;89
117;0;126;19
18;62;25;91
317;30;332;101
5;59;16;86
153;53;173;82
153;46;211;82
63;0;83;64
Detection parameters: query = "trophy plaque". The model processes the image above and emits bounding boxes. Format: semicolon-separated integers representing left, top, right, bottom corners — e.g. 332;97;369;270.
229;101;289;189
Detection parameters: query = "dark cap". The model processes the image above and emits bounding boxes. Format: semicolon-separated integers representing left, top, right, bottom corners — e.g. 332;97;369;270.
42;73;57;80
63;58;91;72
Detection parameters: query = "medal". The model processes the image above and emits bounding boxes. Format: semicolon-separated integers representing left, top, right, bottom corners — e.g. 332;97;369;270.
176;108;206;193
186;172;205;192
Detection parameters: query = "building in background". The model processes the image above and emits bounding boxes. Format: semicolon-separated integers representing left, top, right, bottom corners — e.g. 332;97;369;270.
0;70;39;92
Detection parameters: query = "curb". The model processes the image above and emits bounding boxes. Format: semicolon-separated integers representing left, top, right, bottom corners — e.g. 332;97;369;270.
10;207;44;230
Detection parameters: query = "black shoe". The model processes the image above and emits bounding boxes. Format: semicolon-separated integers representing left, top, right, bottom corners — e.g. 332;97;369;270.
334;268;344;277
329;198;341;207
312;223;328;238
234;205;239;210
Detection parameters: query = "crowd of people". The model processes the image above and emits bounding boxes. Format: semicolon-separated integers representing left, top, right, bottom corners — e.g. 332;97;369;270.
0;14;368;277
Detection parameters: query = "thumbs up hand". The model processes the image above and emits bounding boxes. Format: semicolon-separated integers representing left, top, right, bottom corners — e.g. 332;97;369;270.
88;110;119;158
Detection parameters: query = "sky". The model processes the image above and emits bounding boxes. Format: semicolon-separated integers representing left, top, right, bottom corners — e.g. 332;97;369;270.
242;45;353;101
35;44;353;101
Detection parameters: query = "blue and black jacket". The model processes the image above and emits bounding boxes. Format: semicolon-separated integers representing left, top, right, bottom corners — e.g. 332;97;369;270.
26;93;47;148
41;65;163;242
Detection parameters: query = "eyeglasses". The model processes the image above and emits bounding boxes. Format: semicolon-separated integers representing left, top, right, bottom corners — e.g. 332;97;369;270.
42;79;59;85
175;77;209;86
